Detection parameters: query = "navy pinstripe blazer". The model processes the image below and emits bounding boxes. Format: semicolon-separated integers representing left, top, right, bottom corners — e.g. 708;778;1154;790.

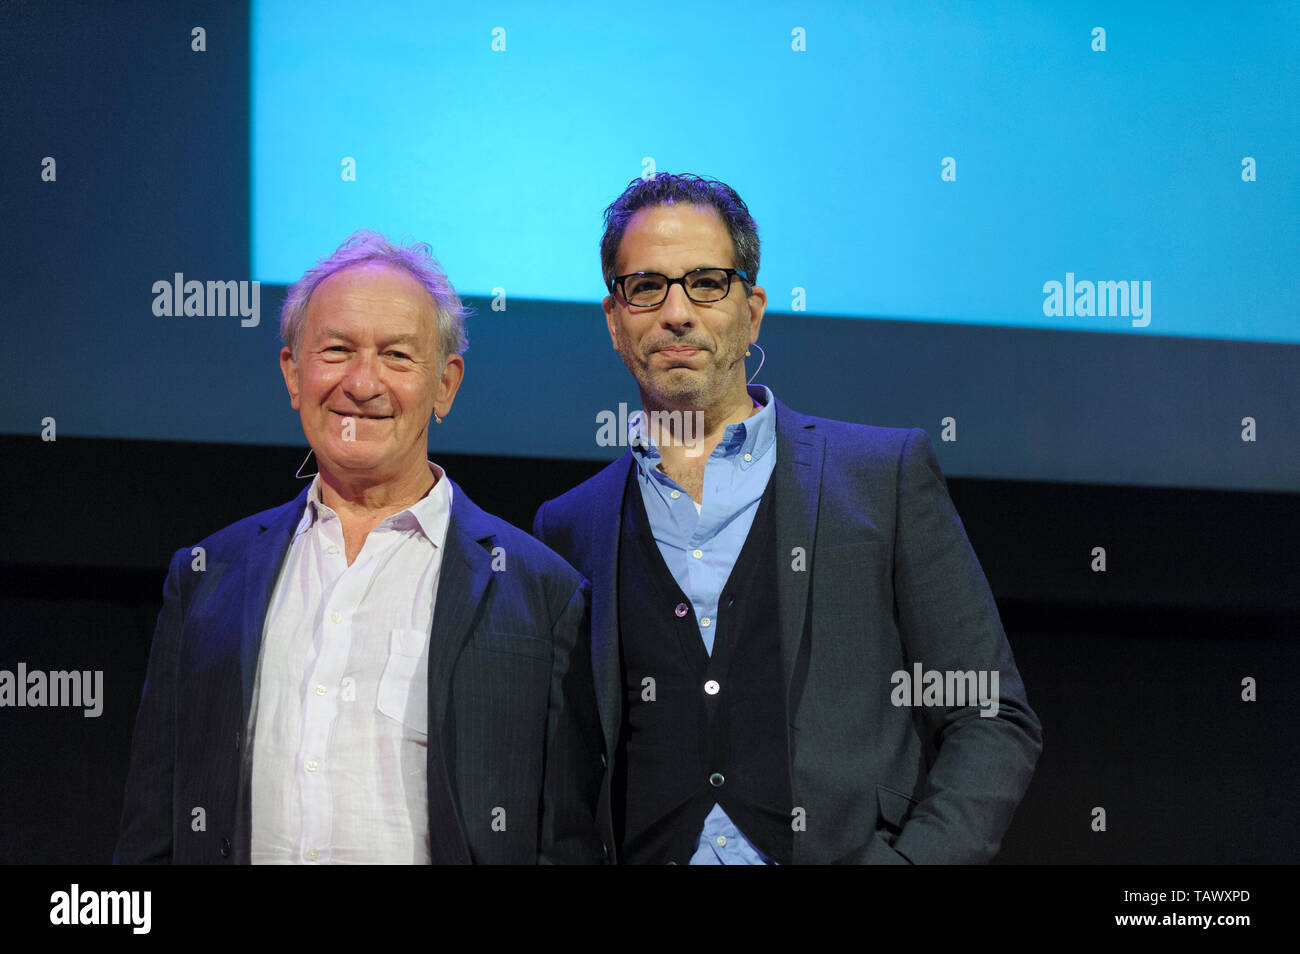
114;479;604;864
533;398;1042;864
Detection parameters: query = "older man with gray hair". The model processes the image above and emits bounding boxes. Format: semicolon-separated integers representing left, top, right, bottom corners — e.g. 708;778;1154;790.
115;230;604;865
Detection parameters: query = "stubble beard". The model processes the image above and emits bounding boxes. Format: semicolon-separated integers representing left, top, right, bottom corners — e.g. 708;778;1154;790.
629;344;748;417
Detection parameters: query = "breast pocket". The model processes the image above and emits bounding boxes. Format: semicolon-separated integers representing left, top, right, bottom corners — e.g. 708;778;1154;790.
819;540;885;567
376;628;429;736
458;632;552;714
467;630;552;663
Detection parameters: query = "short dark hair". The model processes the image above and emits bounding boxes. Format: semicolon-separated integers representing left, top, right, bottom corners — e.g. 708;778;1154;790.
600;173;760;295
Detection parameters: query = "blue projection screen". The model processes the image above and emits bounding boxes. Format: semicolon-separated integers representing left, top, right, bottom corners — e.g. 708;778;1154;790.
254;0;1298;343
6;2;1294;494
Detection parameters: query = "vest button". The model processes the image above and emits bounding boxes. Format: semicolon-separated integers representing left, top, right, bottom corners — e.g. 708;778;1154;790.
709;772;725;788
704;680;720;695
674;603;689;618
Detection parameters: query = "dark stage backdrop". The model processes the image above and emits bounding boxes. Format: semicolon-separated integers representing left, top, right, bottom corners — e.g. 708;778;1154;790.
1;1;1297;865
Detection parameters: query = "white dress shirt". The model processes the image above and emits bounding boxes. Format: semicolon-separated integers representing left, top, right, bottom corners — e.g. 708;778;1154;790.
250;462;452;864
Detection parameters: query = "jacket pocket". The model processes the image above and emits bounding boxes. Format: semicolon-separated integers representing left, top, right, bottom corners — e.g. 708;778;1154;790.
876;783;919;837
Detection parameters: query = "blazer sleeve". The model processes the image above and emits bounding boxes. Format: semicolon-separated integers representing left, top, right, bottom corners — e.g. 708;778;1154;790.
888;428;1043;864
531;501;551;550
114;548;185;863
538;578;606;864
530;501;556;553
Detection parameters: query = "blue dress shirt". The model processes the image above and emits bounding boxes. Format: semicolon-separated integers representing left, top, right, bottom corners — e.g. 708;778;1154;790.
628;384;779;865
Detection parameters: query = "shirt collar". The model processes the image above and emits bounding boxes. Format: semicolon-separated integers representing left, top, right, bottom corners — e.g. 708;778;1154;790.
294;460;452;544
628;384;777;471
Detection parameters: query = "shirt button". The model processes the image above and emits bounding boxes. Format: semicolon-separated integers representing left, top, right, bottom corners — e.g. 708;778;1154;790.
670;490;681;499
692;549;703;559
315;684;327;696
701;617;711;627
716;835;727;847
326;545;339;555
305;848;319;861
709;772;725;787
305;759;318;772
675;603;689;618
329;611;341;624
743;453;752;462
704;680;720;695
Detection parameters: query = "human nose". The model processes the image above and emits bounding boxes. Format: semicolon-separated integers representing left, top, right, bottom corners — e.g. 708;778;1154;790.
658;281;695;328
340;349;383;403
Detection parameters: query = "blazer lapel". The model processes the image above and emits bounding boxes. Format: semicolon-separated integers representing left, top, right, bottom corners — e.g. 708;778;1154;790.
235;485;311;863
587;454;635;756
772;400;826;695
240;486;310;724
424;479;496;863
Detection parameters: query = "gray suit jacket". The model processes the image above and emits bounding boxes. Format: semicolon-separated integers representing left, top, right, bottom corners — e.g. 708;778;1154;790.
115;479;604;864
533;398;1042;863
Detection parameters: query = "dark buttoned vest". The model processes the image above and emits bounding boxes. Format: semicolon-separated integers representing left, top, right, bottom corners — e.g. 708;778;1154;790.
614;463;793;864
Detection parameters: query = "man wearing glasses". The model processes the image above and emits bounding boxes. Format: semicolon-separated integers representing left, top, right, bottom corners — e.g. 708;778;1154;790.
533;173;1042;864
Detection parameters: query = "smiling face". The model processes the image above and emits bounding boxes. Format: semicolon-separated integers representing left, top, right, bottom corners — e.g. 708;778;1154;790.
279;262;463;489
603;203;765;416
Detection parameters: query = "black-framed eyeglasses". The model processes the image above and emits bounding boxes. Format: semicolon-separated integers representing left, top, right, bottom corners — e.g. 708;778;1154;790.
610;267;750;307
